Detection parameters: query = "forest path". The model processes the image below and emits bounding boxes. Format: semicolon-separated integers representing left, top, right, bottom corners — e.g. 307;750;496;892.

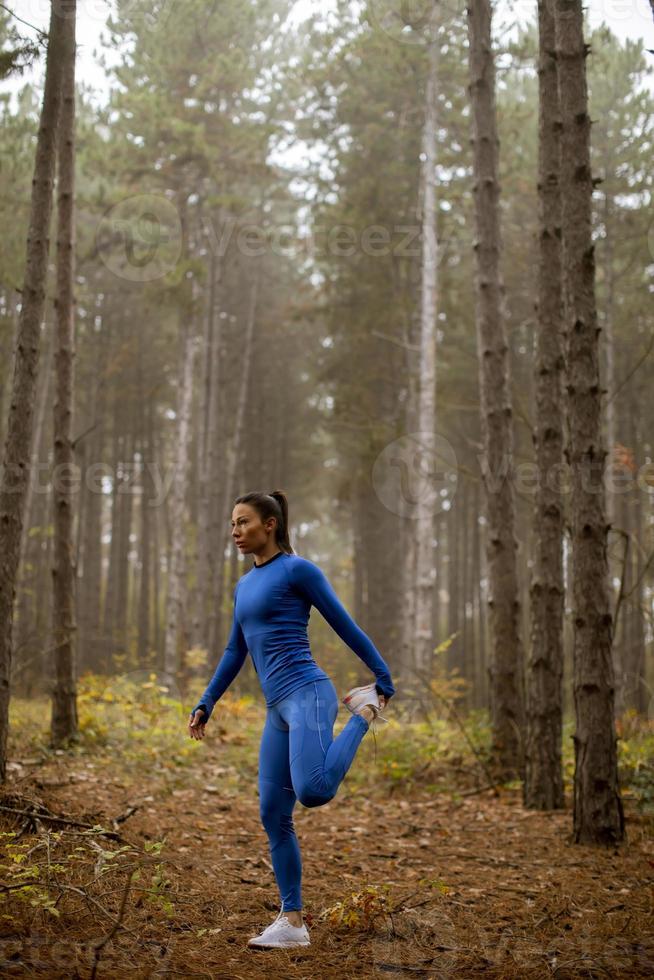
1;734;652;979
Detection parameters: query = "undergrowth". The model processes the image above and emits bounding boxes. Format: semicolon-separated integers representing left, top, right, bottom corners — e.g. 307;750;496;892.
7;672;654;808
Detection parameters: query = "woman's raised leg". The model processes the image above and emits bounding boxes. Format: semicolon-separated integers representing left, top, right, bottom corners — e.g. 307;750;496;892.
280;677;370;808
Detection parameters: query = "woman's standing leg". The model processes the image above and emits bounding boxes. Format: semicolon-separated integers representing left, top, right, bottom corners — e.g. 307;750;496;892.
280;677;370;808
258;704;303;912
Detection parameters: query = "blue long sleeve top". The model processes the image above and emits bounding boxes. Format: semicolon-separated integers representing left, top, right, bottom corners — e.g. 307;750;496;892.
191;550;395;722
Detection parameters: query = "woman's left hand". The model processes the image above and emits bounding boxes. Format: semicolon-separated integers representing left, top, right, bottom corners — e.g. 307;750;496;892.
379;694;387;710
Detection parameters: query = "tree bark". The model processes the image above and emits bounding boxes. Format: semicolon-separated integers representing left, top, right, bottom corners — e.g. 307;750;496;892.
137;399;152;666
414;11;440;674
14;319;54;678
76;304;106;675
553;0;624;844
151;405;163;669
524;0;565;811
51;0;78;745
214;265;261;602
163;316;199;683
0;0;67;782
447;498;460;677
622;405;647;715
102;410;123;671
196;244;222;650
115;428;134;662
467;0;525;779
472;482;486;710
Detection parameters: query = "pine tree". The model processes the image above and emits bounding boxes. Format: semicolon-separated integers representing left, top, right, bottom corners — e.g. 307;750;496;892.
467;0;524;779
553;0;624;844
414;6;441;675
51;0;78;746
0;0;68;782
524;0;565;811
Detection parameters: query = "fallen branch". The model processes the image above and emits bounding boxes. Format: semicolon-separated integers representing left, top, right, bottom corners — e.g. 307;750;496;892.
0;804;124;841
90;872;135;980
56;882;141;941
113;804;140;826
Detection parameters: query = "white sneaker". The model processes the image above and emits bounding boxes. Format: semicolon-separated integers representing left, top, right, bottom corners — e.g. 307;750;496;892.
247;908;311;948
341;681;389;732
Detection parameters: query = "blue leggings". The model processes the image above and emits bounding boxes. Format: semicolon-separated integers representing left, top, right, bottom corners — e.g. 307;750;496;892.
257;676;370;912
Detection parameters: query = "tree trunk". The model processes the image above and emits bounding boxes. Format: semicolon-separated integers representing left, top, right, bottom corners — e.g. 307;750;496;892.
601;181;622;712
151;406;163;670
353;475;366;623
447;499;460;677
432;511;444;647
102;412;123;671
196;245;222;650
524;0;565;811
472;482;486;710
51;0;78;746
414;13;440;675
0;0;67;782
115;429;134;664
137;400;152;666
77;316;106;675
554;0;624;844
215;266;261;594
461;479;473;703
0;293;18;454
399;294;420;689
621;406;646;715
467;0;525;779
14;319;54;678
163;317;199;683
629;485;646;716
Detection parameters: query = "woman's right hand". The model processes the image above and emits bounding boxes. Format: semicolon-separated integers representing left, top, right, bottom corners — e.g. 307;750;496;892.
188;709;207;740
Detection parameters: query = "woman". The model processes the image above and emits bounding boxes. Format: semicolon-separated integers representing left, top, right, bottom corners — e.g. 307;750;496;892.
188;489;396;949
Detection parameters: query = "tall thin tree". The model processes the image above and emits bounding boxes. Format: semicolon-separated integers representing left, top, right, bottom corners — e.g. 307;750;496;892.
51;0;78;745
0;0;67;781
163;315;199;684
553;0;624;843
216;263;261;569
414;4;441;676
466;0;525;778
524;0;565;810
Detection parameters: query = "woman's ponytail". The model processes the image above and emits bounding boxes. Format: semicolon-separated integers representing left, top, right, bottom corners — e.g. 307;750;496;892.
268;489;294;554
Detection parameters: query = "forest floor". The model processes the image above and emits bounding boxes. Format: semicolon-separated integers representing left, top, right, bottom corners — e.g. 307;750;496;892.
1;681;653;979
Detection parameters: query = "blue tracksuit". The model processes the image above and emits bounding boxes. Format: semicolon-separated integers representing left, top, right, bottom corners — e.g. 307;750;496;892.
192;549;395;911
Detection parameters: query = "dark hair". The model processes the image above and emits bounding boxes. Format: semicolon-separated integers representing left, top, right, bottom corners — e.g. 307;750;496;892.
233;489;295;554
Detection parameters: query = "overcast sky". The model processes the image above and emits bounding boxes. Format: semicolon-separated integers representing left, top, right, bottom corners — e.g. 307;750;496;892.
3;0;653;103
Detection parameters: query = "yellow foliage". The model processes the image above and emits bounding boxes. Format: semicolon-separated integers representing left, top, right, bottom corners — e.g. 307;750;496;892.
185;646;209;670
321;884;392;931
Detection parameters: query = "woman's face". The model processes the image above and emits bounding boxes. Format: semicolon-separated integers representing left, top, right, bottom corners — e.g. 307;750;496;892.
231;503;275;554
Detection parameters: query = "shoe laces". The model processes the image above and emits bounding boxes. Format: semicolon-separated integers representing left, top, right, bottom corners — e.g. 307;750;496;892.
367;703;385;761
272;907;305;932
260;908;286;935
